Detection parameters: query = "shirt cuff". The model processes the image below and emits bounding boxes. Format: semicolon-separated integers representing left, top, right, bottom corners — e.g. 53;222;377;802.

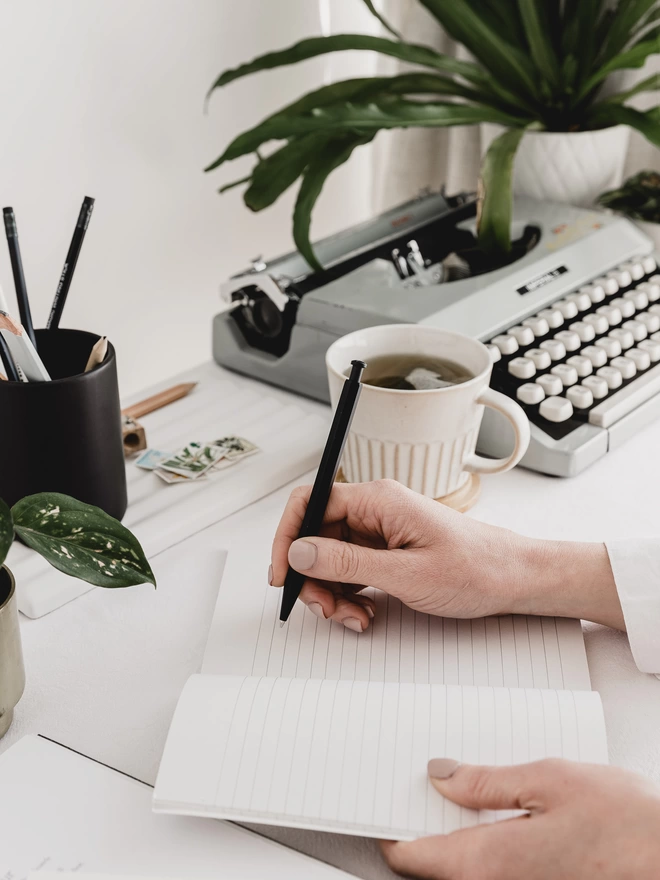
606;538;660;675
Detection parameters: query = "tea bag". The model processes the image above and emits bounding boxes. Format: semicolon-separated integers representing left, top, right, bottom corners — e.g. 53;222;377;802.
405;367;455;390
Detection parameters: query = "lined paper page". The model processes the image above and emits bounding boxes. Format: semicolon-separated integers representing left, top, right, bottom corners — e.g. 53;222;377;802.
154;674;608;840
203;535;592;691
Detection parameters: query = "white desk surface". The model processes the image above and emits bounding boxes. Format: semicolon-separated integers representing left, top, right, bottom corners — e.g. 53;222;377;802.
2;360;660;880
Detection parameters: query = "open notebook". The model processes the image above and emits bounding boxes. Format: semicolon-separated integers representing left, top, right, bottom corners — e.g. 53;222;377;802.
154;528;608;841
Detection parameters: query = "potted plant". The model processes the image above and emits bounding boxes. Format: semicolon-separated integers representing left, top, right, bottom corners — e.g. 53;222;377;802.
205;0;660;266
598;169;660;248
0;492;155;738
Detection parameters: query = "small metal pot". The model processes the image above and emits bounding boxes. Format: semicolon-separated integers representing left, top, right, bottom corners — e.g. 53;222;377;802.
0;565;25;738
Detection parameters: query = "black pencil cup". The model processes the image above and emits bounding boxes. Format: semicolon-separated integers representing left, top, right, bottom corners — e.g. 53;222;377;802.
0;329;128;520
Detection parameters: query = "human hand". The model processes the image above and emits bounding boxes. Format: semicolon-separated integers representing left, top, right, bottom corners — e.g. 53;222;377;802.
381;757;660;879
270;480;624;632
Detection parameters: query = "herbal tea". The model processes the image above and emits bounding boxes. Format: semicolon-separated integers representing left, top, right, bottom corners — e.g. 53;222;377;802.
355;354;474;390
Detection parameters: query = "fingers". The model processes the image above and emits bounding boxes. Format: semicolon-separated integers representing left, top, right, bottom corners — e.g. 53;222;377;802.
427;758;570;812
295;579;375;630
288;534;405;591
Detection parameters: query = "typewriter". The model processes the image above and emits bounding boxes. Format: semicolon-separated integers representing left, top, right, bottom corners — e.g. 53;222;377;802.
213;192;659;477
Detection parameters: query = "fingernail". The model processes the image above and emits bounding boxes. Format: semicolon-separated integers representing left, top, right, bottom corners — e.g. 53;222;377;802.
343;617;363;633
365;606;375;619
289;539;318;571
428;758;460;779
268;564;274;586
308;602;326;620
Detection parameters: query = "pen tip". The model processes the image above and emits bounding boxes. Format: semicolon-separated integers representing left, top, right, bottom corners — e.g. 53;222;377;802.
279;621;286;628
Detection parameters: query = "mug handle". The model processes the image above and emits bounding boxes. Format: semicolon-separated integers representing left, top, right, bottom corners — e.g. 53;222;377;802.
462;387;531;475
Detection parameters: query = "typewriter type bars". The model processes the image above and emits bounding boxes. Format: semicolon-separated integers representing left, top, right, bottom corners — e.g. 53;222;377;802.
487;256;660;439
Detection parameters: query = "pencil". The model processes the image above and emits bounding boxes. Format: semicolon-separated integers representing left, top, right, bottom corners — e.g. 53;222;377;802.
122;382;197;419
47;195;95;330
279;359;366;623
0;331;20;382
3;208;36;348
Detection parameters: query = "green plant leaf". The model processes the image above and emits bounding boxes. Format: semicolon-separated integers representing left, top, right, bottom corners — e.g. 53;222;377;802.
218;174;252;194
517;0;561;89
244;133;329;211
597;0;657;63
293;134;375;271
12;493;156;589
207;99;528;170
587;103;660;148
577;36;660;102
0;497;13;570
478;126;528;253
359;0;402;39
602;73;660;104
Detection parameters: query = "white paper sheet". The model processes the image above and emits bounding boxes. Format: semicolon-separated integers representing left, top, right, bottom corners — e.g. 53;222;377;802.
154;674;608;841
0;735;354;879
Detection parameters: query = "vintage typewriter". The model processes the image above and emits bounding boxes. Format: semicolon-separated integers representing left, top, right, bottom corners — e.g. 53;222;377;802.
213;191;659;477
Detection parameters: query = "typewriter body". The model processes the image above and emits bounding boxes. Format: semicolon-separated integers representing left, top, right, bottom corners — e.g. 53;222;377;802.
213;192;659;477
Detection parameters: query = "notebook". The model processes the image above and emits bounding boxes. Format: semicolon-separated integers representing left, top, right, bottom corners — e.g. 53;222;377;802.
153;526;608;841
0;735;354;879
8;363;329;618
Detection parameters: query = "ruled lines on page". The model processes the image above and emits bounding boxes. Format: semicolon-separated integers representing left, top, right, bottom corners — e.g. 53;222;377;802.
154;674;608;840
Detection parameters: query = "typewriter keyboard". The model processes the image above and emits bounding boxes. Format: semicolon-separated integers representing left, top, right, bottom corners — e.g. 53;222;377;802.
487;256;660;439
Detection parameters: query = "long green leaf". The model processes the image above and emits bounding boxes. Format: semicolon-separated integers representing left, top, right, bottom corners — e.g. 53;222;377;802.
207;99;528;170
578;37;660;101
587;103;660;148
601;73;660;104
243;133;329;211
206;35;490;101
465;0;527;46
359;0;402;39
0;498;13;570
478;127;527;253
517;0;561;89
12;493;156;589
293;134;374;271
562;0;601;87
418;0;539;99
597;0;657;63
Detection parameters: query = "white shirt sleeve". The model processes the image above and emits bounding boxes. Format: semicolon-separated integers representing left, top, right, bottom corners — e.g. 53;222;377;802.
606;539;660;675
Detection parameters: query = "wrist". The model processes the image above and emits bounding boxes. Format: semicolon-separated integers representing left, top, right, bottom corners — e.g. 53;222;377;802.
509;536;625;630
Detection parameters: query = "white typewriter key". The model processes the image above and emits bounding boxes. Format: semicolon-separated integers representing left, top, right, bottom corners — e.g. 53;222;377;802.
556;299;579;320
486;343;502;363
638;312;660;333
583;313;609;334
516;382;545;405
492;334;519;355
642;256;657;275
522;316;550;337
639;281;660;302
593;275;620;295
525;347;551;369
536;373;563;396
638;339;660;362
596;305;622;325
566;385;594;409
627;348;651;371
554;330;581;351
551;363;578;386
610;356;636;380
596;366;623;389
623;289;648;310
508;325;535;346
610;297;635;319
567;292;591;312
539;396;573;422
580;345;607;368
581;283;606;304
566;355;593;378
595;336;622;358
620;261;645;281
608;268;632;288
622;319;647;342
608;328;634;350
537;308;564;329
539;339;566;361
651;331;660;342
649;304;660;317
568;321;595;343
582;375;609;399
508;357;536;379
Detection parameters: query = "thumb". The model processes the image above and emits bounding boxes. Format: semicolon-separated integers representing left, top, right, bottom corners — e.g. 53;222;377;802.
288;536;397;587
427;758;558;812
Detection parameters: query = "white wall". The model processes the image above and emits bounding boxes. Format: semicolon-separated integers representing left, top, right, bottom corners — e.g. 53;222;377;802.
0;0;378;395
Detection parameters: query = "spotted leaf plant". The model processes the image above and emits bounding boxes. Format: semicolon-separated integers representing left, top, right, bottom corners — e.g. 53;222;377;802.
0;493;155;588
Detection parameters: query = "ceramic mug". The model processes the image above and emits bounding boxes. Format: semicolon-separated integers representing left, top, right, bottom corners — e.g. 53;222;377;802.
0;566;25;739
326;324;530;498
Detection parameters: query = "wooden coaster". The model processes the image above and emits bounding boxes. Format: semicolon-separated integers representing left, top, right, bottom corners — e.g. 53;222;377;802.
335;470;480;513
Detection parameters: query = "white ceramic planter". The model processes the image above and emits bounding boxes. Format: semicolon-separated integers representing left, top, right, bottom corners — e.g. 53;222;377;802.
481;124;630;208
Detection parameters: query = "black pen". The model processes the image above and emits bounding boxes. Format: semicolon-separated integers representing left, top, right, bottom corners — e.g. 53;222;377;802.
0;331;19;381
3;208;36;349
47;195;95;330
279;359;367;624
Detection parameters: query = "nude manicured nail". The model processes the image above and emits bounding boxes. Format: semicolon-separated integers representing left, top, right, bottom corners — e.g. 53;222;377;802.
365;606;375;619
268;564;274;586
289;539;318;571
343;617;363;633
308;602;326;620
428;758;460;779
